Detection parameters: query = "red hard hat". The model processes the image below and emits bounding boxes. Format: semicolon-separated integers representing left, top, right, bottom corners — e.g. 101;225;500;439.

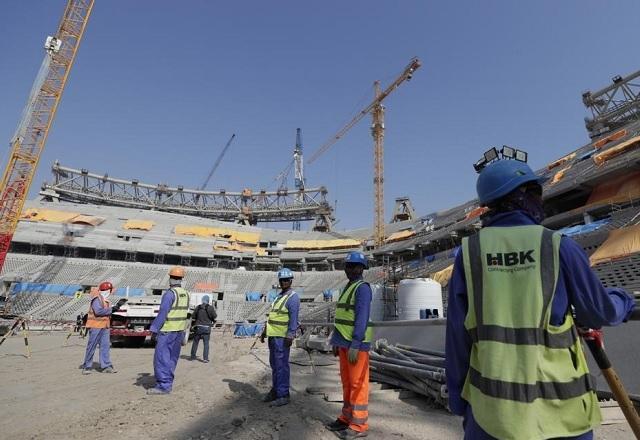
99;281;113;291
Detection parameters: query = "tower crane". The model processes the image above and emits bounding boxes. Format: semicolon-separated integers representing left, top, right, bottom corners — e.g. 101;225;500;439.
199;133;236;191
307;57;421;247
293;128;304;230
0;0;94;271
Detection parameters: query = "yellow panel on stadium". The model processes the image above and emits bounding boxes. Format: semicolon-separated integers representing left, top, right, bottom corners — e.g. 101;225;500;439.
123;219;155;231
285;238;360;250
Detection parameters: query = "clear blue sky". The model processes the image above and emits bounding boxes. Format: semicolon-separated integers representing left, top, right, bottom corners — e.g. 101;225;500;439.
1;1;639;230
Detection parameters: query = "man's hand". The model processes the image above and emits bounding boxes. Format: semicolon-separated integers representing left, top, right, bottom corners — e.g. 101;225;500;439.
116;298;128;307
348;347;359;364
332;345;339;357
260;332;266;344
284;337;293;348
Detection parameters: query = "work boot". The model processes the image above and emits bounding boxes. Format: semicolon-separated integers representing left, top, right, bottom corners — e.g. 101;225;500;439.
81;369;91;375
326;419;349;431
146;388;170;395
262;389;277;402
101;367;117;373
336;428;368;439
270;396;290;407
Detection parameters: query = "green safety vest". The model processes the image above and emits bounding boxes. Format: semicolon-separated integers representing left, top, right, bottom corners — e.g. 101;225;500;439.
334;280;373;343
461;225;600;440
266;291;293;337
160;287;190;332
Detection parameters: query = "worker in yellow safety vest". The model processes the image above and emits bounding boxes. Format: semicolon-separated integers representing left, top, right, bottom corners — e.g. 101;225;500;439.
445;151;635;439
147;266;190;395
260;268;300;407
326;251;373;439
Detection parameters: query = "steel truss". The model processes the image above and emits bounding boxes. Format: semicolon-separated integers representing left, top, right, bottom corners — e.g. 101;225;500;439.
583;69;640;138
41;162;334;229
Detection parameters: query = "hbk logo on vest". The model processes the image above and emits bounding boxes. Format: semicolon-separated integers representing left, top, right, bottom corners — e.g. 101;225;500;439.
486;250;535;266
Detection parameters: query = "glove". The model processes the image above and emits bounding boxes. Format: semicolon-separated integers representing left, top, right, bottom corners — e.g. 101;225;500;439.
348;347;359;364
260;333;266;344
116;298;128;307
332;345;339;357
284;337;293;348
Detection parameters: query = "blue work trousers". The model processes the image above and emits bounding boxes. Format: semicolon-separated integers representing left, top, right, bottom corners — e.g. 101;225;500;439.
190;327;210;361
268;336;291;398
83;328;112;369
463;406;593;440
153;331;184;392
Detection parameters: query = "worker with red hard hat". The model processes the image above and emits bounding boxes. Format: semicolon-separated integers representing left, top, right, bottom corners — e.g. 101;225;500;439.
81;281;127;374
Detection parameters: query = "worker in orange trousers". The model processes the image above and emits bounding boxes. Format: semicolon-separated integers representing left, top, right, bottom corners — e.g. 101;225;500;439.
327;251;373;439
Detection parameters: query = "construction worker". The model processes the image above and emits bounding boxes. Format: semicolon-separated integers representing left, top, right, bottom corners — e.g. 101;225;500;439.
260;267;300;407
148;266;190;395
327;251;372;439
190;295;217;362
81;281;126;374
445;156;636;440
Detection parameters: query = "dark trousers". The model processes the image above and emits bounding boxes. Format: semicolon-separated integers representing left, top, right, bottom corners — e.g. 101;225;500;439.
190;327;210;360
268;336;291;398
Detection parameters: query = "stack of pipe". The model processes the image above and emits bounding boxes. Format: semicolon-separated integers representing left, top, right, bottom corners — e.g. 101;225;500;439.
370;339;448;409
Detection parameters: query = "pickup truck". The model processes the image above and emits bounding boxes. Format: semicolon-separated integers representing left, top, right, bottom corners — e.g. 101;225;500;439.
110;292;217;347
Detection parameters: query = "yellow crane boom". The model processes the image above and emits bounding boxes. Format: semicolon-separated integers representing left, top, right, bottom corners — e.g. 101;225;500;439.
0;0;94;270
307;57;421;247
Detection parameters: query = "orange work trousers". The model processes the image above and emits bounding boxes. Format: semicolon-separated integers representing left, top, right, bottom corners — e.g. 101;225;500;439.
337;347;370;432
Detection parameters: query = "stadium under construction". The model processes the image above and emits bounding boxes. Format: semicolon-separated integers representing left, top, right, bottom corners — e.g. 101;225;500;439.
1;2;640;439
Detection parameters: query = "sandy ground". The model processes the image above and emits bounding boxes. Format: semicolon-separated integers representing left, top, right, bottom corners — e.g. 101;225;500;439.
0;331;634;440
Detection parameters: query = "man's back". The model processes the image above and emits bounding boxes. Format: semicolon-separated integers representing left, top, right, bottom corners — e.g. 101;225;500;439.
194;304;216;326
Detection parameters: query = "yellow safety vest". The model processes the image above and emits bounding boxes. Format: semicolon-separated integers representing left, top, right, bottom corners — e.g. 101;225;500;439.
266;291;293;337
160;287;190;332
461;226;600;440
334;280;373;343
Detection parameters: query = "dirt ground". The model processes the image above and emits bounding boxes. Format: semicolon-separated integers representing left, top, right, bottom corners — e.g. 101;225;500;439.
0;331;634;440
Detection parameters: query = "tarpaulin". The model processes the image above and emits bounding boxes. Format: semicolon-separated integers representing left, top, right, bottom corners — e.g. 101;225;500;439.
385;229;416;243
431;265;454;287
593;135;640;166
589;225;640;266
586;171;640;206
559;218;611;237
464;206;489;220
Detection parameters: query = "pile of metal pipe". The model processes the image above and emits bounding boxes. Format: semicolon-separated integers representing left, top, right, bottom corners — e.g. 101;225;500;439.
370;339;449;409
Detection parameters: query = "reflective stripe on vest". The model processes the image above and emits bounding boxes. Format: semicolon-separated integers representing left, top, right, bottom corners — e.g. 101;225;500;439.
266;291;292;337
334;280;373;343
160;287;189;332
461;225;600;439
85;294;110;329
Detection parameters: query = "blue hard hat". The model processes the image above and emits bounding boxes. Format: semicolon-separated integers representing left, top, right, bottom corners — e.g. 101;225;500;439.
277;268;294;280
202;295;210;304
476;159;546;205
345;251;368;269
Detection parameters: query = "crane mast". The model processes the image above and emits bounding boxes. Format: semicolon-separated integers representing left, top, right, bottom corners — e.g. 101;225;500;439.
307;57;421;247
372;81;385;247
0;0;93;271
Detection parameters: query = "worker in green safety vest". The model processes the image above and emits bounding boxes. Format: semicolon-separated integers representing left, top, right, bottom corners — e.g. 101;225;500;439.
260;267;300;407
446;151;635;440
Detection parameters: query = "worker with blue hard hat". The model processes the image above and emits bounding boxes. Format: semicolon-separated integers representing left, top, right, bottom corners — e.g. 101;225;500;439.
446;148;635;440
326;251;373;439
260;267;300;407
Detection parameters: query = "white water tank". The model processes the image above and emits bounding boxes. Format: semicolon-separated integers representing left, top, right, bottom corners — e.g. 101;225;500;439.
397;278;443;321
369;283;384;322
